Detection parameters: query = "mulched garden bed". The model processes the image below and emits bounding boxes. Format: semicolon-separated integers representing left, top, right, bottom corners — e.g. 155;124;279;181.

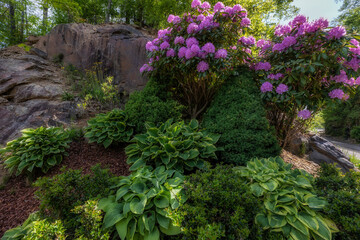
0;139;130;236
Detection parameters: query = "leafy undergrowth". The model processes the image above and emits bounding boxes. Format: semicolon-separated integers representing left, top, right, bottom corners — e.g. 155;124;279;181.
0;139;130;236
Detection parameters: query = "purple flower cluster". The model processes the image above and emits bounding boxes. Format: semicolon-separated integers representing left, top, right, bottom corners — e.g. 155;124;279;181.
297;110;311;119
215;49;227;59
202;42;216;53
329;89;345;99
166;49;176;57
191;0;201;8
289;15;307;28
214;2;225;12
160;41;170;50
186;37;199;48
241;18;251;27
276;84;289;94
197;61;209;72
255;62;272;71
260;82;273;92
140;64;154;73
328;26;346;39
273;36;296;52
257;39;272;50
187;23;199;34
174;36;185;45
268;73;284;80
146;41;159;52
239;36;256;46
275;25;292;36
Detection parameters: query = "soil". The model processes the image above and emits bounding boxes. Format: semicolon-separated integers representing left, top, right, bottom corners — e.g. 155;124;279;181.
281;150;320;176
0;139;130;237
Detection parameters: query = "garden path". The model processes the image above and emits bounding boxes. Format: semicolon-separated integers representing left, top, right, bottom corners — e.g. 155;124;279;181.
323;136;360;160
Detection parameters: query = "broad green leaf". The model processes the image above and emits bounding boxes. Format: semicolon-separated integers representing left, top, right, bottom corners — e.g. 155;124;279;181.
116;186;130;201
159;223;181;235
289;219;309;236
260;180;278;191
312;216;332;240
130;182;147;194
290;227;310;240
255;213;269;227
143;211;156;232
130;195;147;214
144;226;160;240
297;212;319;231
104;204;125;228
154;195;169;208
156;213;170;229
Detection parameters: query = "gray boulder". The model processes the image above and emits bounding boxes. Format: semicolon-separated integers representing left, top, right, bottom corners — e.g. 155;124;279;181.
309;135;354;172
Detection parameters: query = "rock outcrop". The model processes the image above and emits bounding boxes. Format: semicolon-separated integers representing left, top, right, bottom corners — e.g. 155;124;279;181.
309;135;354;172
0;47;77;145
35;23;152;93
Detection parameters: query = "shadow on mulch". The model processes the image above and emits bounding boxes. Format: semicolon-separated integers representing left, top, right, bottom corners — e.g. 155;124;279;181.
0;138;130;237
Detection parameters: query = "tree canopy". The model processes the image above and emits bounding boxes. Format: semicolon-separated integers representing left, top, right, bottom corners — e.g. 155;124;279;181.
335;0;360;33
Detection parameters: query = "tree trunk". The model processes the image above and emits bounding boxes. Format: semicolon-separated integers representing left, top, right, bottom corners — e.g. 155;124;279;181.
20;0;25;42
9;1;16;45
42;6;48;33
105;0;112;23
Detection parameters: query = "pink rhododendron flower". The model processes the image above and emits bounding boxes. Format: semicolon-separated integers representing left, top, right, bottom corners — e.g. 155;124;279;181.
197;14;205;21
282;36;297;47
166;49;176;57
356;77;360;85
350;39;359;47
290;15;307;27
343;94;350;101
146;41;159;52
160;41;170;50
186;37;199;48
275;25;292;36
198;51;207;58
178;47;187;58
331;70;348;83
140;64;149;73
173;16;181;24
201;1;211;9
197;61;209;72
268;73;284;80
260;82;273;92
202;42;215;53
255;62;272;71
185;48;197;59
232;4;242;12
328;26;346;39
345;57;360;71
276;84;289;94
214;2;225;12
239;36;256;46
187;23;199;34
329;89;345;99
241;18;251;27
349;47;360;55
298;110;311;119
190;44;201;54
257;39;272;50
224;6;234;15
215;49;227;58
167;14;175;23
191;0;201;8
313;18;329;30
174;36;185;45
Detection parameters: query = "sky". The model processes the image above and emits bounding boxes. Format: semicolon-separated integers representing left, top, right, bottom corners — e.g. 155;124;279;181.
292;0;342;22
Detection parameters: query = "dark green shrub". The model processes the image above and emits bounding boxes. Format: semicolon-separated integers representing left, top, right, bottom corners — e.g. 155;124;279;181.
124;79;184;134
98;166;185;240
126;119;220;173
72;200;110;240
323;89;360;138
33;165;117;234
84;109;133;148
235;157;338;240
172;165;264;240
202;71;281;166
314;164;360;240
350;126;360;143
0;127;72;175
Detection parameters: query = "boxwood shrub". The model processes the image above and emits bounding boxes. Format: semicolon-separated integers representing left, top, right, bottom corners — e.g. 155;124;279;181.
314;164;360;240
124;78;184;134
202;70;281;165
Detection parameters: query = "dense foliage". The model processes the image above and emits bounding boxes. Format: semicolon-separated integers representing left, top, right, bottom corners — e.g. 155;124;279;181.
235;157;338;240
98;166;185;240
172;165;265;240
314;164;360;240
202;71;281;165
335;0;360;33
84;109;133;148
0;127;71;176
254;14;360;146
124;79;183;134
26;219;66;240
141;1;255;118
126;119;219;172
33;165;117;234
350;126;360;142
323;89;360;139
2;212;41;240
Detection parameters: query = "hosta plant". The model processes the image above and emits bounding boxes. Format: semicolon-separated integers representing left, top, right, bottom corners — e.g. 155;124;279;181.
84;109;133;148
235;157;338;240
125;119;220;172
0;127;71;175
98;166;186;240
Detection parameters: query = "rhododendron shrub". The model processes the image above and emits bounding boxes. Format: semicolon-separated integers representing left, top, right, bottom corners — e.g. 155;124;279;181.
141;0;253;118
254;15;360;147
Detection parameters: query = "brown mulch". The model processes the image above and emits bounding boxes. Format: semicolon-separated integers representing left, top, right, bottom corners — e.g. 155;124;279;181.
0;139;130;237
281;150;320;176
